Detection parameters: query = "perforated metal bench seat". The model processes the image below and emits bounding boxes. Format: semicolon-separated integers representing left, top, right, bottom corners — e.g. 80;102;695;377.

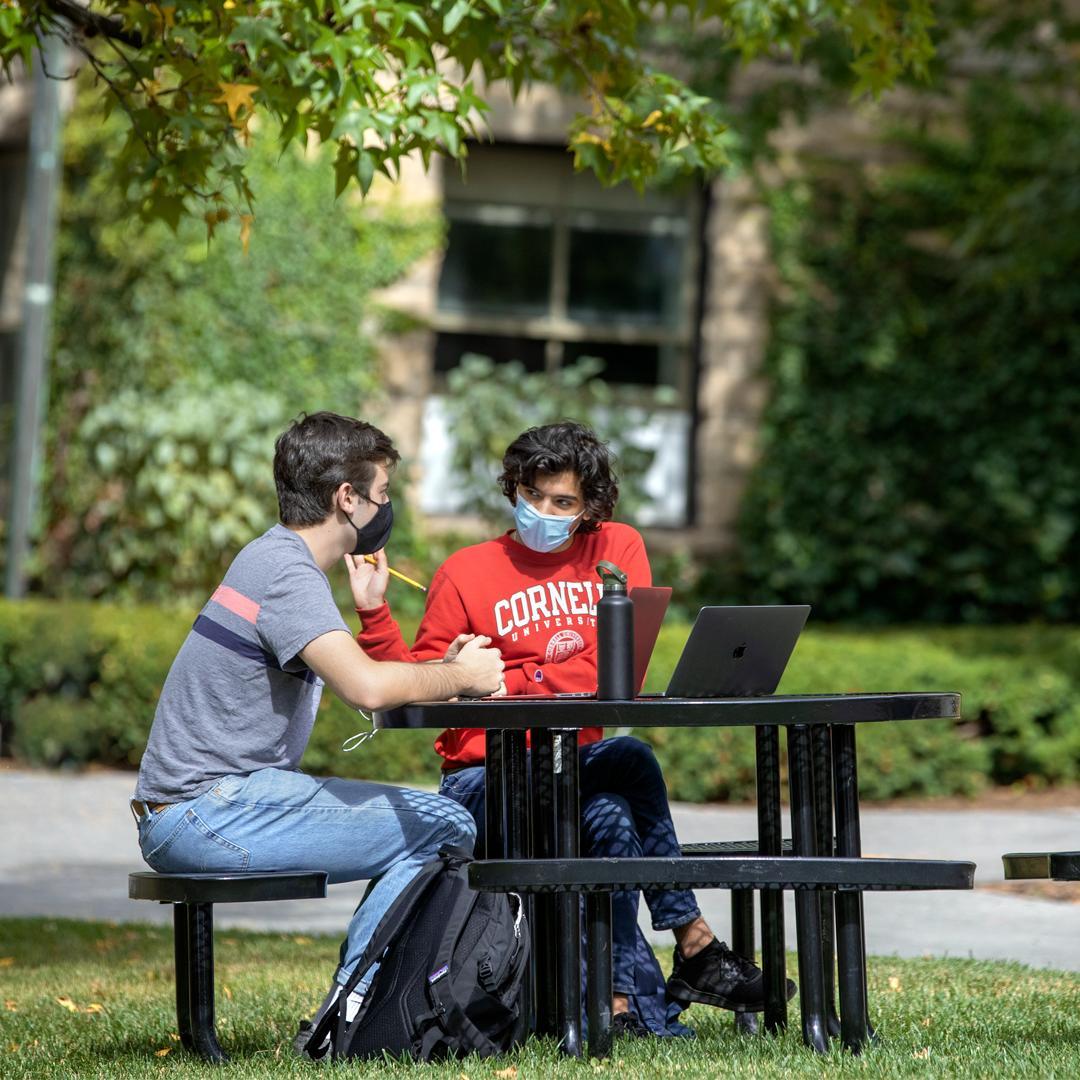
1002;851;1080;881
470;855;976;893
682;839;795;855
129;871;328;1063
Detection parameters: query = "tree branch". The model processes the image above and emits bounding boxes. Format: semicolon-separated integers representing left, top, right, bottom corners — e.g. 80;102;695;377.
43;0;143;49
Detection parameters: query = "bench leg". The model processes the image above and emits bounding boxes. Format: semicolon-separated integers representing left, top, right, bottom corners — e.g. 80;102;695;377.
731;891;759;1035
832;725;870;1053
585;893;613;1059
755;725;788;1034
788;725;830;1053
174;902;227;1063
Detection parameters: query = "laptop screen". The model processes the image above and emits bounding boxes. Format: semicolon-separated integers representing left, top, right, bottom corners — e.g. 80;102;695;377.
630;586;672;692
665;605;810;698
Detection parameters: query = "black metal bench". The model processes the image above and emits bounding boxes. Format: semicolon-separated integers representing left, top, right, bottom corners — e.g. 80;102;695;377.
128;871;328;1063
1002;851;1080;881
470;854;975;1059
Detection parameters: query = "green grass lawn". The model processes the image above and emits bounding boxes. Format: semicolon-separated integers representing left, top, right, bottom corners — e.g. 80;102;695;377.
2;917;1079;1078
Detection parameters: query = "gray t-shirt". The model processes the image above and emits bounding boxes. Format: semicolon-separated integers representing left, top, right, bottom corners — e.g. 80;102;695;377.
135;525;350;802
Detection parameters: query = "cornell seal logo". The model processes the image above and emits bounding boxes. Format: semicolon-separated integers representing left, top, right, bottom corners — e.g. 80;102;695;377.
545;629;585;664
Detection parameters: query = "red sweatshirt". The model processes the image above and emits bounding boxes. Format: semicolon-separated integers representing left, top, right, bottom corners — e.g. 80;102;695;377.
356;522;652;767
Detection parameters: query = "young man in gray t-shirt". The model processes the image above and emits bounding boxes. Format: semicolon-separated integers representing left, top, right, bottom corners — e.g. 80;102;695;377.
132;411;503;1055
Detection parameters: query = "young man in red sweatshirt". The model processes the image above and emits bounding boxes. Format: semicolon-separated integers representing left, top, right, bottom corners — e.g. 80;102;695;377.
351;421;791;1035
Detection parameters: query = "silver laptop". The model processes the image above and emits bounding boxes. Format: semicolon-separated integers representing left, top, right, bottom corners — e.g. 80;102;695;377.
663;605;810;698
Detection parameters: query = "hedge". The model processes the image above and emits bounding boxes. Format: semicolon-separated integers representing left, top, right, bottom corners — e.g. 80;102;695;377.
2;599;1078;802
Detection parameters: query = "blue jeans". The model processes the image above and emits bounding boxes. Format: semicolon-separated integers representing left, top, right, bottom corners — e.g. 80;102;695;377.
439;736;700;995
136;767;476;987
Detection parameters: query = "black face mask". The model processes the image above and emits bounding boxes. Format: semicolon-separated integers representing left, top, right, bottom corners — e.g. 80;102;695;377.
348;498;394;556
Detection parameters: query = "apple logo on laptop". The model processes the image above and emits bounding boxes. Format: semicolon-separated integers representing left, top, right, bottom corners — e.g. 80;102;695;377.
732;643;747;659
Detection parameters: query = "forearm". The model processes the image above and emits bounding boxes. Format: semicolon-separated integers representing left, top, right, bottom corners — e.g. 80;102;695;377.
349;657;471;711
302;630;480;713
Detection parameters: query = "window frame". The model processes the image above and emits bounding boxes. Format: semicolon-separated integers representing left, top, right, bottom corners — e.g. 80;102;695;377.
434;145;703;406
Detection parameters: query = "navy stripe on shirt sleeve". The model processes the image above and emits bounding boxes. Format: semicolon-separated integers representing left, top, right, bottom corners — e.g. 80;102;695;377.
192;614;316;685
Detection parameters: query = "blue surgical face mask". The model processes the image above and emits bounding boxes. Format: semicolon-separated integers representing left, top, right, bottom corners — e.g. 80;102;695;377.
513;497;584;553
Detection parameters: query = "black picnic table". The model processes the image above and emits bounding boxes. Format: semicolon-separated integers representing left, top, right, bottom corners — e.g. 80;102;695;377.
375;692;972;1055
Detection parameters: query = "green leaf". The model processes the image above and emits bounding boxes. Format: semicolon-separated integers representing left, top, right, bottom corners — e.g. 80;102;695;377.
442;0;471;36
334;141;357;197
357;149;376;196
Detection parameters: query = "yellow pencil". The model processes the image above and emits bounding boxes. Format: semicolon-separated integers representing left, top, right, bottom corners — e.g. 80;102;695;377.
363;555;428;592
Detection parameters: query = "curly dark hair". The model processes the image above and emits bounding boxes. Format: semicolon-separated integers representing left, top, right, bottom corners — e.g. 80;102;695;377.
273;412;400;526
497;421;619;533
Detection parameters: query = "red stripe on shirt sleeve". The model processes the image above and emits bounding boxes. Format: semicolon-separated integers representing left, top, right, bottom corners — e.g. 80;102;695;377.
211;585;261;623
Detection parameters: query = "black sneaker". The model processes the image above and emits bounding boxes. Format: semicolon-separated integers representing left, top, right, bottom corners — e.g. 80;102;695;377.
666;938;797;1014
611;1011;652;1038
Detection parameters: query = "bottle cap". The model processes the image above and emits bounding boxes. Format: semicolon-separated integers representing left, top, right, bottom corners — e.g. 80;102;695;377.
596;561;628;592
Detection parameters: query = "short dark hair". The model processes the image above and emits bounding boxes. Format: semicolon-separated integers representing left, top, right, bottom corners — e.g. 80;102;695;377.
498;421;618;534
273;412;400;527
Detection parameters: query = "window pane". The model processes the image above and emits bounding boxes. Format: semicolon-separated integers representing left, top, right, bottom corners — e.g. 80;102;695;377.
435;332;548;374
567;228;684;327
564;341;661;386
438;220;552;316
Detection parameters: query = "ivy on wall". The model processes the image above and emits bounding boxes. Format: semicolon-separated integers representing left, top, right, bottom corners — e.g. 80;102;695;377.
733;83;1080;622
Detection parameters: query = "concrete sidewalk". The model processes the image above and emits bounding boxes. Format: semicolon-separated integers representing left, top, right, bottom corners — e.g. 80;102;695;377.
2;767;1080;971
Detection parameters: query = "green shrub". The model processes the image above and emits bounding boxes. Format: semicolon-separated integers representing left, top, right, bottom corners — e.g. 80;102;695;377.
3;599;1079;801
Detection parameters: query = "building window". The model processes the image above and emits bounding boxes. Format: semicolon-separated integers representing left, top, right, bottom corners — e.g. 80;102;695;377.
423;144;701;526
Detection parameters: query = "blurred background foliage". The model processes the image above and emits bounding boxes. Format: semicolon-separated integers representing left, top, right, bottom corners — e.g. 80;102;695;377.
27;79;441;604
730;79;1080;622
655;0;1080;624
19;5;1076;624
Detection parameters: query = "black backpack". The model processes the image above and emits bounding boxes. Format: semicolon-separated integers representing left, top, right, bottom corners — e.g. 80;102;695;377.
308;846;530;1062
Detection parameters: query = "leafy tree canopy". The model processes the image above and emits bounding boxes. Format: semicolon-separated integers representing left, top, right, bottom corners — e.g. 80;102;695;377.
2;1;936;237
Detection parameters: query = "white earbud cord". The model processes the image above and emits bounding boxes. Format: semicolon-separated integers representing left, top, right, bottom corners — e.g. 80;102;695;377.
341;708;377;752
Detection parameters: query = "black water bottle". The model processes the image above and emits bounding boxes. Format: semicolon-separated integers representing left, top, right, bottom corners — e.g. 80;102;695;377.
596;560;634;699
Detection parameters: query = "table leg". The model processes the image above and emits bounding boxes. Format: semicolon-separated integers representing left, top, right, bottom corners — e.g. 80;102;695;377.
832;724;870;1053
585;892;613;1059
731;891;759;1035
530;728;558;1038
484;730;505;859
503;729;531;1046
788;725;829;1053
553;728;582;1058
504;730;529;859
812;724;841;1038
755;724;788;1033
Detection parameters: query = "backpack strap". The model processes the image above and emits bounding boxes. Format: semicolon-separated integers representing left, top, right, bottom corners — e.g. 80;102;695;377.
309;854;447;1060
